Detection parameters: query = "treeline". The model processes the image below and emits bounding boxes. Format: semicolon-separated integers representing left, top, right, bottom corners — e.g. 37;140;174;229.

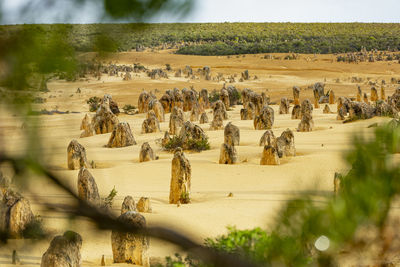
1;23;400;55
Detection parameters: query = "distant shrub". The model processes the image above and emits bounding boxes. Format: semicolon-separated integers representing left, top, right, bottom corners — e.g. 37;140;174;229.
86;96;101;112
208;90;220;104
163;136;210;152
122;104;136;113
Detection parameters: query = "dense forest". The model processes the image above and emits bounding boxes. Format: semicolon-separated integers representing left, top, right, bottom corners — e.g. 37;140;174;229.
1;23;400;55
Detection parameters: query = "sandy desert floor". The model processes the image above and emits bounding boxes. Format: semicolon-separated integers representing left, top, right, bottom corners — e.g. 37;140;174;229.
0;50;399;266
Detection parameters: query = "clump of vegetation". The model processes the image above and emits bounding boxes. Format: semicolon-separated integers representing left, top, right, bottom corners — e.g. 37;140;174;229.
163;136;210;152
22;216;46;239
86;96;101;112
154;253;202;267
208;89;220;104
180;192;190;204
134;63;146;72
122;104;136;114
102;186;117;209
165;63;172;71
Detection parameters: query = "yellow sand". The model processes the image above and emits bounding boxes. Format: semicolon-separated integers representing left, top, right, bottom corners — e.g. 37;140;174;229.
0;51;397;266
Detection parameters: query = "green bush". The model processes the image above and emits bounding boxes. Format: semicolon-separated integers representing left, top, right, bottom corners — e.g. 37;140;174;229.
163;136;210;152
86;96;101;112
122;104;136;113
208;90;220;104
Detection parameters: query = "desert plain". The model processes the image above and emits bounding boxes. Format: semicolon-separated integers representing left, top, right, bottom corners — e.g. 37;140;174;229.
0;50;399;266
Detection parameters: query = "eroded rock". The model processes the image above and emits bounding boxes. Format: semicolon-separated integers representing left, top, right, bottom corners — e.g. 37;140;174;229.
276;129;296;157
92;102;119;134
139;142;155;162
254;106;274;130
41;231;82;267
260;146;280;165
142;111;161;133
169;107;185;135
259;130;277;147
107;122;136;148
67;140;88;170
219;143;238;164
279;97;290;114
224;122;240;146
111;211;149;266
137;197;152;213
121;196;136;214
291;104;301;119
199;113;209;124
169;148;191;204
77;167;100;205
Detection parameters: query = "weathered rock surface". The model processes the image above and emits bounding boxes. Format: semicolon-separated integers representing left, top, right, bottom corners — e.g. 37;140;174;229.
121;196;136;214
179;121;208;149
170;148;191;204
348;102;376;121
297;113;314;132
111;211;149;266
356;86;362;102
219;143;238;164
254;106;274;130
160;93;173;113
224;122;240;146
323;104;332;114
142;111;160;133
148;99;165;122
80;114;94;138
260;146;280;165
41;231;82;267
0;188;34;238
279;97;290;114
190;103;201;122
67;140;88;170
136;197;152;213
313;82;325;108
199;112;209;124
371;87;378;102
276;129;296;157
291;104;301;119
182;88;198;112
199;88;210;110
77;167;100;205
92;102;119;134
107;122;136;148
138;91;152;113
169;107;185;135
240;108;249;120
139;142;155;162
300;99;313;118
220;89;230;109
259;130;277;147
212;100;228;120
328;90;335;104
210;112;224;130
293;86;300;105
